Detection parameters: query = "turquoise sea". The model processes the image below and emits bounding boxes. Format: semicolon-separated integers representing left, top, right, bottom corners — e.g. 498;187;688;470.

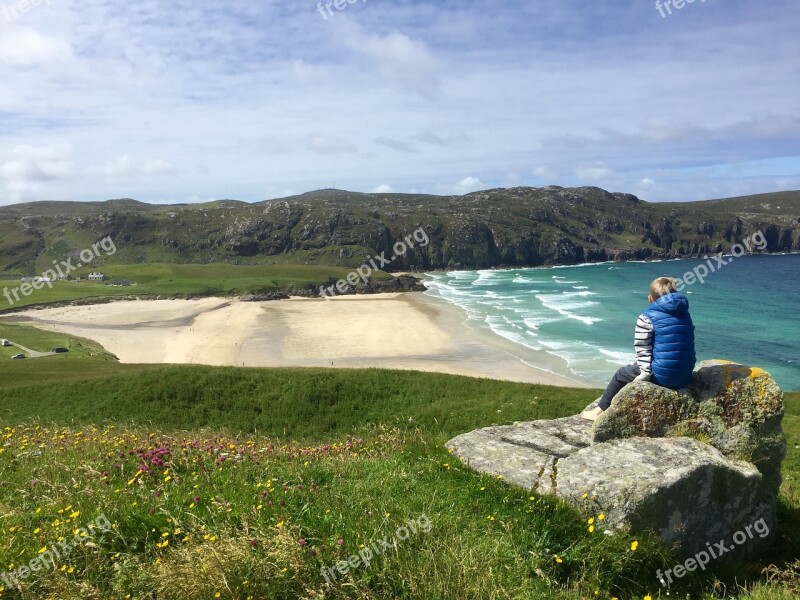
424;254;800;391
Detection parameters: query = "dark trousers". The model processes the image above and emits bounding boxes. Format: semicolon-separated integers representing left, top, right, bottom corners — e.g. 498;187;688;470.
598;364;641;410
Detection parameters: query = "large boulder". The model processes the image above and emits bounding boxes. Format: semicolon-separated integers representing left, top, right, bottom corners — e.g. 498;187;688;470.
593;360;787;497
446;361;786;556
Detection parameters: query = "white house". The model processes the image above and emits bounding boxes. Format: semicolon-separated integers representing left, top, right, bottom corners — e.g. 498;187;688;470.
87;272;105;282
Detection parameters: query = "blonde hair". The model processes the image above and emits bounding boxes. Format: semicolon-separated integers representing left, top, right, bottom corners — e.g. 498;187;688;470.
650;277;677;300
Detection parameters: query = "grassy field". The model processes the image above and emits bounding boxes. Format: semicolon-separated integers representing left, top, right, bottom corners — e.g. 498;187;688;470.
0;324;798;599
0;263;393;312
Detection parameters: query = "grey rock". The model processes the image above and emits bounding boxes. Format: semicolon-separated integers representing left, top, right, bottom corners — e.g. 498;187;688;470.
446;361;786;556
593;360;787;497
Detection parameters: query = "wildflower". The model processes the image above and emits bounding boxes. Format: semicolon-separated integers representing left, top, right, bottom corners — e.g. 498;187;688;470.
553;554;563;563
587;517;595;525
631;540;639;552
588;525;595;533
598;514;605;521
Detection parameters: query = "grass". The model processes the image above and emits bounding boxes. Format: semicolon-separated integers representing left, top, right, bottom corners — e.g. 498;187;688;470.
0;324;798;599
0;263;393;312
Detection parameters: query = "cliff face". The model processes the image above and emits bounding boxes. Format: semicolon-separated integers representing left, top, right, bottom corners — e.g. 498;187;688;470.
1;187;798;273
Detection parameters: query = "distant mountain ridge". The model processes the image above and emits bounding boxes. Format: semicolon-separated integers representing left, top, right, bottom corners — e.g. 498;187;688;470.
1;187;798;274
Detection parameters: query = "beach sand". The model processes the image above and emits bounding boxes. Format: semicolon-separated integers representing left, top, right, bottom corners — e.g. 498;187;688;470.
7;293;586;387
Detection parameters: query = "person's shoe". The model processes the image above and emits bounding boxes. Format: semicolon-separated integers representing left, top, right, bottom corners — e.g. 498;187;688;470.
580;406;604;421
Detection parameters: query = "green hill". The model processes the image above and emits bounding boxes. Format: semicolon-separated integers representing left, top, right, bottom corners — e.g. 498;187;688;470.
0;324;798;598
1;187;798;275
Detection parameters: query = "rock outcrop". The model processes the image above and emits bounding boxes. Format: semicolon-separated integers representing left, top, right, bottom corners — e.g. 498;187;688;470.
446;361;786;556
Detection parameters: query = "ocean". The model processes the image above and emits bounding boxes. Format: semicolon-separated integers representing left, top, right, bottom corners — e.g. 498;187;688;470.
424;254;800;391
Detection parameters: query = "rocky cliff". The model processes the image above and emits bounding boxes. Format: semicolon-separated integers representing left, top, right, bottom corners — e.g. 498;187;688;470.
1;188;798;274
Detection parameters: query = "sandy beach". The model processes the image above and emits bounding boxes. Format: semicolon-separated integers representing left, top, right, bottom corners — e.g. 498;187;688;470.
6;293;586;387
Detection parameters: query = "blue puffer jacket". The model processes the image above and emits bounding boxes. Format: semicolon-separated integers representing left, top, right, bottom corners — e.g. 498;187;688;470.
643;293;696;389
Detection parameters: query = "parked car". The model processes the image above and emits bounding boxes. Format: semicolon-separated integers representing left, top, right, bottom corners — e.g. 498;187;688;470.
11;353;25;359
1;339;10;347
52;347;69;353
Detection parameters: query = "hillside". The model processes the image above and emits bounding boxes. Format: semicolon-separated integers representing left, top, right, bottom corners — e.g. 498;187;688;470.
1;187;799;274
0;322;797;598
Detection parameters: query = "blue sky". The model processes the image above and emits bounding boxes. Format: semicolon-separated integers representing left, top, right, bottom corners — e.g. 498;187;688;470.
0;0;798;205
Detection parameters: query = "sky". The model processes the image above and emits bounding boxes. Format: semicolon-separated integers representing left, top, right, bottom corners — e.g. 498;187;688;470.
0;0;799;205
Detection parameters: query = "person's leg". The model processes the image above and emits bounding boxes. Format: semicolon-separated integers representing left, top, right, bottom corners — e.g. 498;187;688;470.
597;364;641;410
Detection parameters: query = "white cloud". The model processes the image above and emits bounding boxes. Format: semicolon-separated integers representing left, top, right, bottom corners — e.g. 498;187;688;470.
533;165;559;181
0;141;72;203
455;176;484;195
94;155;177;180
371;184;393;193
575;163;614;182
0;27;74;68
335;20;442;99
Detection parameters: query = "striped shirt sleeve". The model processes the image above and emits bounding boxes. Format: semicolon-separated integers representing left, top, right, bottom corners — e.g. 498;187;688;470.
634;314;654;377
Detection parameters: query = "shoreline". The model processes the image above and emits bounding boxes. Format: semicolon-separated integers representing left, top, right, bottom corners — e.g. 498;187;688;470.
5;293;587;388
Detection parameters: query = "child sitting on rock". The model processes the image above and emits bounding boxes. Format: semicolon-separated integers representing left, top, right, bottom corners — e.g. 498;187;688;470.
581;276;696;421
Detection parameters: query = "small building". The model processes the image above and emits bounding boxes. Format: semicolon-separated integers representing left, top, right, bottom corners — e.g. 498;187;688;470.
87;272;105;282
20;276;34;283
109;279;130;287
